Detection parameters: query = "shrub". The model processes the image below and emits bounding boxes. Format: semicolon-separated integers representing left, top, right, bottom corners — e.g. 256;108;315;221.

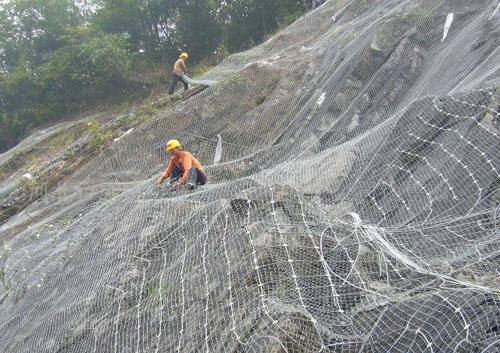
88;118;114;151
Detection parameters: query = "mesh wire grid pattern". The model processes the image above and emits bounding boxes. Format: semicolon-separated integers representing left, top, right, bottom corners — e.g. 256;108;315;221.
0;0;500;352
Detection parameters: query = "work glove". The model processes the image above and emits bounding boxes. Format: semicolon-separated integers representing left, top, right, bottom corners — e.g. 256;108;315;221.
169;182;183;192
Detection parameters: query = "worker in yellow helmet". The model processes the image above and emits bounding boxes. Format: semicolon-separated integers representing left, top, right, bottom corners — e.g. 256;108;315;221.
157;139;207;190
168;52;189;96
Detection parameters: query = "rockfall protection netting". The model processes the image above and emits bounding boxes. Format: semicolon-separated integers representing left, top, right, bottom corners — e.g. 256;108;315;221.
1;0;499;352
182;74;217;87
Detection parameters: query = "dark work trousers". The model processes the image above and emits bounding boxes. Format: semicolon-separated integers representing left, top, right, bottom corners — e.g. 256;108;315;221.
170;166;207;185
168;73;189;95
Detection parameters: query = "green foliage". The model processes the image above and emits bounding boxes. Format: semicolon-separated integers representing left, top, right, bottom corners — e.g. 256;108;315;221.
214;44;230;62
93;0;178;63
47;133;75;154
0;24;132;152
221;0;306;52
191;63;212;78
0;0;81;68
91;0;307;64
215;72;245;92
190;44;228;78
16;175;38;191
279;6;305;29
0;109;40;153
136;104;159;119
176;1;222;61
16;170;46;193
88;118;114;151
116;97;167;129
39;26;132;105
117;103;159;129
116;113;138;129
0;166;7;181
0;0;309;153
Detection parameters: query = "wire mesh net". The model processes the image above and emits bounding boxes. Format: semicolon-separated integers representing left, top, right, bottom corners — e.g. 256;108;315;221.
1;0;499;352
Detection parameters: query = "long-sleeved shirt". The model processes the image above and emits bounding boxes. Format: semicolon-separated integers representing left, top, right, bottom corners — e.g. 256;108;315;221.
172;58;187;77
161;150;205;184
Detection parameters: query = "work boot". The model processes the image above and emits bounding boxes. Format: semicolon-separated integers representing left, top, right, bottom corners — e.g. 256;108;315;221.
187;182;196;190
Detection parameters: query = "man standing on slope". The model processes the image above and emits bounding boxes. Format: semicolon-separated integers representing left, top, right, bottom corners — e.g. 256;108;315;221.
157;139;207;190
168;52;189;96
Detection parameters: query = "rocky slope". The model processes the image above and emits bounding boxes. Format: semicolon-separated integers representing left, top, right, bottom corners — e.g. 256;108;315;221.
1;0;499;352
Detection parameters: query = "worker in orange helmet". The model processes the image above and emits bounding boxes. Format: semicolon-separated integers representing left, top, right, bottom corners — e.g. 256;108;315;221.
157;139;207;190
168;52;189;96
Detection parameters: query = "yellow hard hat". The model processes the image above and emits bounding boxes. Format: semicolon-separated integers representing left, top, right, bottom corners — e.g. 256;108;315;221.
180;52;189;58
166;139;181;151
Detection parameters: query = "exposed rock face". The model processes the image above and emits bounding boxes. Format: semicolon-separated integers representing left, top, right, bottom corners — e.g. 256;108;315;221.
1;1;499;352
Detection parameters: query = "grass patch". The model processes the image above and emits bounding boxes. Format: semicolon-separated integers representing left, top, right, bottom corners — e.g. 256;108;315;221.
215;72;245;92
116;113;137;129
136;103;159;119
150;96;171;110
47;133;76;154
117;100;163;129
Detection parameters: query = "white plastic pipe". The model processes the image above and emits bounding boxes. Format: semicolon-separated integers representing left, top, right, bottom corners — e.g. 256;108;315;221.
213;134;222;164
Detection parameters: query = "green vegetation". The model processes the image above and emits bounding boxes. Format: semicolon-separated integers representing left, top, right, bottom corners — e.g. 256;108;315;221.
136;104;159;120
0;0;310;153
215;72;245;92
16;170;46;193
88;119;114;151
0;166;7;181
116;114;138;129
146;286;162;298
191;63;213;79
47;133;76;154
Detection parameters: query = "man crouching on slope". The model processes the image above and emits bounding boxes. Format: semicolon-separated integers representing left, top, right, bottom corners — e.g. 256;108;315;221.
157;139;207;190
